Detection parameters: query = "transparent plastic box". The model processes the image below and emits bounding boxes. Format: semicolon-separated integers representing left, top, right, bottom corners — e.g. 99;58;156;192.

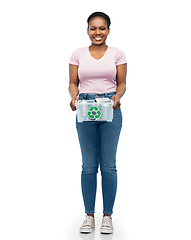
75;98;114;122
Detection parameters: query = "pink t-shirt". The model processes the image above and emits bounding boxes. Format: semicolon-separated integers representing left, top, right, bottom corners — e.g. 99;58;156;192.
69;46;127;94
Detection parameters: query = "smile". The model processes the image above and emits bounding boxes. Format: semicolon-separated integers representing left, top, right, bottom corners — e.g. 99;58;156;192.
94;37;103;41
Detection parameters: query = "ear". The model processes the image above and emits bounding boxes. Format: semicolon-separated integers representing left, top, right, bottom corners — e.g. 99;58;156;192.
107;28;110;35
87;28;89;35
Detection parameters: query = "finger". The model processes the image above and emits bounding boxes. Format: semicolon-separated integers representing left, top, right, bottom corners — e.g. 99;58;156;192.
70;100;76;111
112;98;117;109
113;103;118;110
73;96;78;105
111;96;115;101
73;97;79;110
113;103;117;109
113;100;121;110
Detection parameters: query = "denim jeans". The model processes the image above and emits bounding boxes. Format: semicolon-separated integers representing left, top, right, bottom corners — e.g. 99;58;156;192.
76;92;122;215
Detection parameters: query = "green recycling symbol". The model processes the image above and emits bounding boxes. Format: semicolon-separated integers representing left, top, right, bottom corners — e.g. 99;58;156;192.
87;106;102;120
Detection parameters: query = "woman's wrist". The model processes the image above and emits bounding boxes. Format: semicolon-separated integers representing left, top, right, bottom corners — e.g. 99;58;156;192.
115;93;121;99
71;94;78;99
115;84;126;99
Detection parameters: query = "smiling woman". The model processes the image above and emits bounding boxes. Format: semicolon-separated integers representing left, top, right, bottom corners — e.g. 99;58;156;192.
88;17;110;60
87;12;110;60
68;11;127;235
87;14;110;45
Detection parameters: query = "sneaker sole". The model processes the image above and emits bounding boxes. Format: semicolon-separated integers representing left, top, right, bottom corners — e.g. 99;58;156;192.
100;227;113;234
80;226;95;233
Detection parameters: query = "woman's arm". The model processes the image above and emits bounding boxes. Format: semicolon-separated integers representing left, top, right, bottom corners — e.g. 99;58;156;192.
69;64;79;111
112;63;127;109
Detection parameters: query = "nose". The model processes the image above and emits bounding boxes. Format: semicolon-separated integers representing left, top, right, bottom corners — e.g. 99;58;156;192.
95;28;101;34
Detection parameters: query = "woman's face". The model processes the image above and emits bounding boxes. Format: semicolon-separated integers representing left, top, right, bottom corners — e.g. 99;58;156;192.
87;17;110;46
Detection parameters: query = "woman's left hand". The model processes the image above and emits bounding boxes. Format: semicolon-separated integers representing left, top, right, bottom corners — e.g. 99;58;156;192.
111;95;121;110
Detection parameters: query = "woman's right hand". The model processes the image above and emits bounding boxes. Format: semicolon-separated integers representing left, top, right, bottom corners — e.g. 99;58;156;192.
70;96;79;111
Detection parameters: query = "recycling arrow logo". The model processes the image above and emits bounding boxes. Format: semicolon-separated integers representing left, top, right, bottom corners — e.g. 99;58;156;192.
87;106;102;120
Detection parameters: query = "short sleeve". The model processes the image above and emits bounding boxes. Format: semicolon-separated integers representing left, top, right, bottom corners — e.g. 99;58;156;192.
69;49;79;66
116;49;127;66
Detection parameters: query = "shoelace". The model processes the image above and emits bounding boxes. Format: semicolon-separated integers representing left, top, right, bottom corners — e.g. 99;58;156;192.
102;216;112;227
82;216;94;227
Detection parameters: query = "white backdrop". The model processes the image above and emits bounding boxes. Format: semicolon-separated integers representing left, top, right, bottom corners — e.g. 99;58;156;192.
0;0;191;240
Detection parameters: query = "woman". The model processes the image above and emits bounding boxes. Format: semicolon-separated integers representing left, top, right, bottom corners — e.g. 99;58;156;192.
69;12;127;234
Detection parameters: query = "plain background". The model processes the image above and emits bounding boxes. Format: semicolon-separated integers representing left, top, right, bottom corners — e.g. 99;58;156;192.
0;0;191;239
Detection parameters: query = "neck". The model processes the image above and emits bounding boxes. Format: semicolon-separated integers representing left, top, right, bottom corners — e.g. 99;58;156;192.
89;43;108;51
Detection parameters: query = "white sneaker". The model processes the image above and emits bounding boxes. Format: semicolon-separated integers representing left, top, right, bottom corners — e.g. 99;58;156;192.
100;216;114;234
80;215;95;233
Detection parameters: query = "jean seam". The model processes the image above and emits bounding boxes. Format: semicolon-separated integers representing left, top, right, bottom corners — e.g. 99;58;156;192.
103;211;113;215
85;210;95;214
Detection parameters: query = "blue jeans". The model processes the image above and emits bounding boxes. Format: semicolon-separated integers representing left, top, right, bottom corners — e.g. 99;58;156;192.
76;92;122;215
